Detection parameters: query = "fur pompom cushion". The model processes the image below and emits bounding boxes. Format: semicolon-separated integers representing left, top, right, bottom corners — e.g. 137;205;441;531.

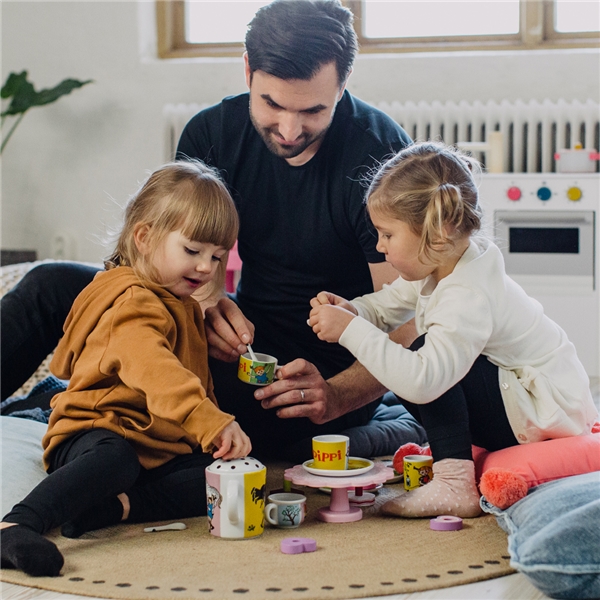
393;426;600;509
475;429;600;508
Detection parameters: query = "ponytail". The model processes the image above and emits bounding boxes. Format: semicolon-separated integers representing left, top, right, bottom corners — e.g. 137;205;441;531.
367;142;483;263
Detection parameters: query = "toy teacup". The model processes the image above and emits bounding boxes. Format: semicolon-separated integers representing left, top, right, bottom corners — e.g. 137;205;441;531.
238;352;278;386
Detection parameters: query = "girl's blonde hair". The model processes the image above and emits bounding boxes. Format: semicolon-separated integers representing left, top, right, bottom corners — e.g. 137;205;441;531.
106;160;239;299
367;142;483;264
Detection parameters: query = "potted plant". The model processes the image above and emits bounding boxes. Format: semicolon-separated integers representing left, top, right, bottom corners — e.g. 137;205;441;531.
1;71;92;153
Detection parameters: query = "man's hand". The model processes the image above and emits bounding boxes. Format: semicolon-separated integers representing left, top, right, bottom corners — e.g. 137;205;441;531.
204;297;255;362
254;357;390;425
212;421;252;460
253;359;342;424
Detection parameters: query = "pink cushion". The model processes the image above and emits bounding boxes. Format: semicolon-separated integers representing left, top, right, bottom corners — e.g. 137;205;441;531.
473;426;600;487
226;241;242;271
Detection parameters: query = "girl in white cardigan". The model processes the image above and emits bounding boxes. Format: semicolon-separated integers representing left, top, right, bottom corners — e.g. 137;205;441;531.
308;142;597;519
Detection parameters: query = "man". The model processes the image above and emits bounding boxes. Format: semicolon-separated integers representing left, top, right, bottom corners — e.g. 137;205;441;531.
2;0;425;460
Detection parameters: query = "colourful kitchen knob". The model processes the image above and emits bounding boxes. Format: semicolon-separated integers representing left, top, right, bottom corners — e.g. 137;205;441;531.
567;186;582;201
537;186;552;201
507;186;521;201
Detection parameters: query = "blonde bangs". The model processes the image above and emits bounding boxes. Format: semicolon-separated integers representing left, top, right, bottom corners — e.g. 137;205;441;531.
179;184;239;251
106;160;239;297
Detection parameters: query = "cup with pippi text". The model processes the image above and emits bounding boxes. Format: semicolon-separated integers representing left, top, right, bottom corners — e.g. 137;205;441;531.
238;352;278;386
403;454;433;491
311;434;349;471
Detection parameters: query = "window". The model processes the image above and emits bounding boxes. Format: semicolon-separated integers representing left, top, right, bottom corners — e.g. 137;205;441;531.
156;0;600;59
360;1;521;40
186;1;270;44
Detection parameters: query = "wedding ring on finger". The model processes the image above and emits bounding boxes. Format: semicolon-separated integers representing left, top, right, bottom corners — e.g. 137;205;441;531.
300;389;306;402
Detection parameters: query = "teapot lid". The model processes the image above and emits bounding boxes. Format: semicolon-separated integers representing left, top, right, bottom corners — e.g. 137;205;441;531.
206;457;265;474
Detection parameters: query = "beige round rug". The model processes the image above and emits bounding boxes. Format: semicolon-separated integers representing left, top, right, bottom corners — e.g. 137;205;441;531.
1;461;513;600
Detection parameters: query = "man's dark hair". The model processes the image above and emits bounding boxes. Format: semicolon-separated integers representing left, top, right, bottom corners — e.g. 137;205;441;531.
245;0;357;87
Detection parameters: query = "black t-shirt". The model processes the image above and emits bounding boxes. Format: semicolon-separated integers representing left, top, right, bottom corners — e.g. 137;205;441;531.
177;91;411;379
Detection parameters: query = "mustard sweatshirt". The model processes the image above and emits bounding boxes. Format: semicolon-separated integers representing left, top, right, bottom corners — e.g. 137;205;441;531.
43;267;234;470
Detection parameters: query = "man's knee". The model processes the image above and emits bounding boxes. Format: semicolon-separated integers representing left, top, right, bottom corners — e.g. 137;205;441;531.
19;263;98;305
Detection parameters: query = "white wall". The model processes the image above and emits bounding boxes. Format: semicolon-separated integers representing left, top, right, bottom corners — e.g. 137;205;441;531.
2;1;599;263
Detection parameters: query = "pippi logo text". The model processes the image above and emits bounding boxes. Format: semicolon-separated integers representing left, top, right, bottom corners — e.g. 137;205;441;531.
313;449;342;462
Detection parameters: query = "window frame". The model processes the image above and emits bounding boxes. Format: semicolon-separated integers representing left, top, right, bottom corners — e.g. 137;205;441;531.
156;0;600;59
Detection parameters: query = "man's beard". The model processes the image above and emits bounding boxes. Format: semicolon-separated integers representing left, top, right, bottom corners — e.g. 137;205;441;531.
249;105;330;160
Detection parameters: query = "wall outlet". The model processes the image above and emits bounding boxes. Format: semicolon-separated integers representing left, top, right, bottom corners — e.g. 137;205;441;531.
51;233;76;260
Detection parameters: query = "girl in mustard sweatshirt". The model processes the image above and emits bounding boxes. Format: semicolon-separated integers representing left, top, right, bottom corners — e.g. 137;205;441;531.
1;160;251;577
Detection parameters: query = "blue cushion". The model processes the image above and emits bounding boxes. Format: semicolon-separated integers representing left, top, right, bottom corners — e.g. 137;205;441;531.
1;416;47;517
481;471;600;599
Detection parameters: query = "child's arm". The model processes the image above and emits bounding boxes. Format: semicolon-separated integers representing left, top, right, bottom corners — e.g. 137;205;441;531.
308;291;358;343
310;291;357;313
103;292;238;453
211;421;252;460
309;304;357;344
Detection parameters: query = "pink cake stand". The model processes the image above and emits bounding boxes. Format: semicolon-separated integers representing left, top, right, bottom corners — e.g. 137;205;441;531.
284;462;394;523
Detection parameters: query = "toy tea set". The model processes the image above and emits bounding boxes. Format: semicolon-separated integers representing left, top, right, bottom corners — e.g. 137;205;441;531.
204;346;438;540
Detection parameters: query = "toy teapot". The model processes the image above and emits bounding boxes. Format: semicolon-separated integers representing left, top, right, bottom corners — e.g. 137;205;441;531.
205;457;267;539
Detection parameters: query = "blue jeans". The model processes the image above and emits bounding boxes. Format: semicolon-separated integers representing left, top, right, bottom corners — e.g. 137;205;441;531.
481;471;600;599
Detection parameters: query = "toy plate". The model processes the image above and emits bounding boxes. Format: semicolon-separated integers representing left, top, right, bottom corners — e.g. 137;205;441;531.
302;457;374;477
378;459;403;484
318;483;383;494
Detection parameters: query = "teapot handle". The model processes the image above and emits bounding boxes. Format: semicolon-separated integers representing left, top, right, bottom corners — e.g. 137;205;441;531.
227;479;240;525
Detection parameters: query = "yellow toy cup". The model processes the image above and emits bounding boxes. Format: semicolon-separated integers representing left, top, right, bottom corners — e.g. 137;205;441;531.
311;435;349;470
403;455;433;491
237;353;278;386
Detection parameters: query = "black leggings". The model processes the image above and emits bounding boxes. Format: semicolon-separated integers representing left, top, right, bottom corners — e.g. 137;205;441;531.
397;335;519;461
3;429;213;534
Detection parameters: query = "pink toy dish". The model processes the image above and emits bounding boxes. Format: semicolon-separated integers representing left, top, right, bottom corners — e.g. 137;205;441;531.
302;457;374;477
285;462;394;523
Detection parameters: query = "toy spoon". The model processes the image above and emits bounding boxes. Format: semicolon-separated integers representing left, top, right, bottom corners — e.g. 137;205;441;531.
247;344;258;361
144;522;187;533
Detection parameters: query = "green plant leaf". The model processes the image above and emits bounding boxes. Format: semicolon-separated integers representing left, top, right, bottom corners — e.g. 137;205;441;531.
1;71;32;98
1;71;36;116
1;71;93;117
1;71;93;153
33;78;94;108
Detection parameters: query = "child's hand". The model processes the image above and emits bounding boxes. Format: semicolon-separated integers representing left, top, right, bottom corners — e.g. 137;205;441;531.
212;422;252;460
308;304;356;343
309;291;356;313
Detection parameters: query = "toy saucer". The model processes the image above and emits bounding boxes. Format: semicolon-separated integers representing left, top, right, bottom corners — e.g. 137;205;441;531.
318;483;383;494
378;459;403;484
302;457;374;477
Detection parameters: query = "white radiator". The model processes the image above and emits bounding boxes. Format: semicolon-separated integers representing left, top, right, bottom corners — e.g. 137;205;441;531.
164;98;600;173
163;103;210;163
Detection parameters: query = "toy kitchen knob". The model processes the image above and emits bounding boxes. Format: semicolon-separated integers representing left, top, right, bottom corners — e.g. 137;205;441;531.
507;186;521;201
567;186;582;201
537;186;552;201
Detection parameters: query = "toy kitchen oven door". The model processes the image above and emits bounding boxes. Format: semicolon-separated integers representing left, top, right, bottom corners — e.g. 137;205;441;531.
479;173;600;378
